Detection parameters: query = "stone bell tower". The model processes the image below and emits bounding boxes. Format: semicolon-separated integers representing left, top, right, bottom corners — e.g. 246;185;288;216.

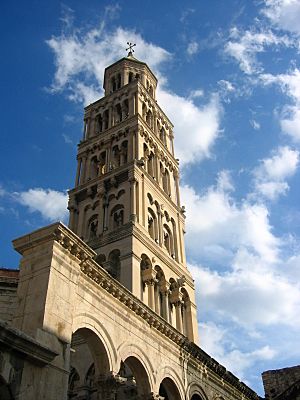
68;47;198;343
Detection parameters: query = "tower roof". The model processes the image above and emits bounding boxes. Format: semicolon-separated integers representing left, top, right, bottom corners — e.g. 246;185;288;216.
103;53;157;90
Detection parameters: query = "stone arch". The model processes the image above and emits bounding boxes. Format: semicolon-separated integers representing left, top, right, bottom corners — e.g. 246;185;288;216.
110;204;124;229
87;214;98;240
148;207;158;241
107;249;121;280
156;366;184;399
117;342;155;392
72;314;118;372
187;382;209;400
71;327;110;377
159;377;182;400
89;155;98;180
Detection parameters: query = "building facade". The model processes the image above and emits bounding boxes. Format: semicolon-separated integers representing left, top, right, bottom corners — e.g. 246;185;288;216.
0;53;259;400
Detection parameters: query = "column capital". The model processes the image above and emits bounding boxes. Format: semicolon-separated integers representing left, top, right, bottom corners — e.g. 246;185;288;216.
142;267;157;284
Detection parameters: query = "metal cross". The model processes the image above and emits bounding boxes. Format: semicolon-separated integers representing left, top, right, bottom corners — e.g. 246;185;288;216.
126;42;136;56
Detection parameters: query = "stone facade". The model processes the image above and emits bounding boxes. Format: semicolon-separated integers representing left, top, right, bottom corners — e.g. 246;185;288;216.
262;366;300;400
0;53;261;400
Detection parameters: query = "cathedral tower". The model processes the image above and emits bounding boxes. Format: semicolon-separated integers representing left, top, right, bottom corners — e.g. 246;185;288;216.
68;50;198;343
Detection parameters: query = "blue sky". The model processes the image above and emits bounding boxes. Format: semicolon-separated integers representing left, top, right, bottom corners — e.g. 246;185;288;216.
1;0;300;395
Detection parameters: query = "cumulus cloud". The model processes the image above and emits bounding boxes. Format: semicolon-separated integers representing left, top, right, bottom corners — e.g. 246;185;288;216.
262;0;300;35
261;68;300;141
200;321;277;379
47;21;222;166
181;173;279;264
252;146;299;200
224;27;291;74
14;188;68;222
158;90;222;165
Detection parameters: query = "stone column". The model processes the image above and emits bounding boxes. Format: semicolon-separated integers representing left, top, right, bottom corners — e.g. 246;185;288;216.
96;184;105;236
157;210;163;246
174;300;183;333
129;177;138;222
75;158;82;186
80;156;87;184
160;281;170;323
142;267;157;310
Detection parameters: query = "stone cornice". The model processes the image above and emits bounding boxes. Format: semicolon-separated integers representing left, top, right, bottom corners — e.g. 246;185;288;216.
13;222;96;261
0;320;58;366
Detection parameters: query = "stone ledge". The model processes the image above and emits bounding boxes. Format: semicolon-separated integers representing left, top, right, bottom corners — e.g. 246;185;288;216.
0;320;58;365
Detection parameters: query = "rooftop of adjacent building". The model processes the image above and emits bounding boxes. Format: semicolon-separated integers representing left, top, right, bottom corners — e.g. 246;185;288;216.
262;365;300;400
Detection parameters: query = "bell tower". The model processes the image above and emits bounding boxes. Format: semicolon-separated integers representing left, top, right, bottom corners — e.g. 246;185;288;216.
68;48;198;343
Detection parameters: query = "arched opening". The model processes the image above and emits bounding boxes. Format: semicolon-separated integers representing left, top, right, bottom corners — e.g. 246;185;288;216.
191;395;203;400
148;208;158;241
87;215;98;240
147;151;155;178
107;249;121;280
111;204;124;229
128;71;134;83
115;103;122;124
146;110;153;128
68;328;110;399
98;151;107;175
159;377;181;400
163;224;173;256
112;145;120;169
120;141;128;165
89;156;98;180
103;109;109;130
140;254;152;300
117;356;151;398
96;113;103;133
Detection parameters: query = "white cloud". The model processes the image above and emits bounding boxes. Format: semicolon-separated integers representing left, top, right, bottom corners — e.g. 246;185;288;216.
47;26;171;104
187;41;199;56
48;23;222;166
200;321;277;379
250;119;261;130
191;251;300;329
224;27;291;74
260;69;300;141
181;174;279;264
253;146;299;200
262;0;300;35
15;188;68;222
159;90;222;165
188;88;204;99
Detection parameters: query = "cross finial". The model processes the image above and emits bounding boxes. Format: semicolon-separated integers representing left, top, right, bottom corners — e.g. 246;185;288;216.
126;42;136;56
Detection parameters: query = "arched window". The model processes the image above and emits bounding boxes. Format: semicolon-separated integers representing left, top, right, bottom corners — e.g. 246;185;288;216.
103;109;109;130
98;151;107;175
112;145;120;169
108;249;121;280
128;71;133;83
111;76;116;92
147;152;155;177
116;73;121;89
87;215;98;240
89;156;98;180
110;204;124;229
96;114;103;133
120;141;128;165
146;110;153;128
115;103;122;124
160;127;166;144
122;99;129;119
142;103;147;119
148;208;158;241
163;224;173;255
